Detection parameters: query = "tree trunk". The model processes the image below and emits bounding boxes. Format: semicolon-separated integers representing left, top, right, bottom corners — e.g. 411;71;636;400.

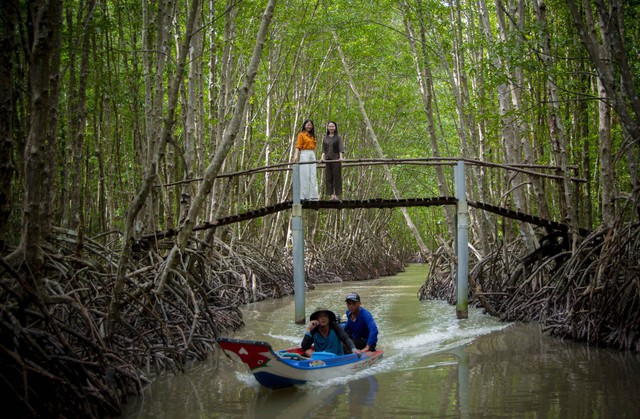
419;0;495;254
490;0;538;251
448;0;491;251
182;0;204;227
140;0;174;237
577;66;593;229
155;0;277;294
535;0;579;246
0;0;17;251
68;0;96;247
400;0;455;239
332;30;430;259
108;0;202;334
567;0;640;218
5;0;63;282
598;77;614;227
208;0;238;225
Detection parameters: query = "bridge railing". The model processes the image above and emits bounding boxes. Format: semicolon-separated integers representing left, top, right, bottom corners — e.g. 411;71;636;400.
155;157;586;321
155;157;585;239
156;156;586;240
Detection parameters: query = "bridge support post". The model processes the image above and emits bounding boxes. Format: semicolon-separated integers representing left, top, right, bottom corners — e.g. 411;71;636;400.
292;163;306;324
455;161;469;319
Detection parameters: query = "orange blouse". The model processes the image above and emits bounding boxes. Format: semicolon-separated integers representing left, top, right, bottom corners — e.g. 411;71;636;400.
296;131;317;150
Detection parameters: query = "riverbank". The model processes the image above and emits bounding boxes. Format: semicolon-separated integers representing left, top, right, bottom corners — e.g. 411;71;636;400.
421;224;640;353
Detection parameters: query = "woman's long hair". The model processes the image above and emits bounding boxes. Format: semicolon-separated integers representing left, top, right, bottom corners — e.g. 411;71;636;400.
300;119;315;138
326;121;339;135
326;121;340;153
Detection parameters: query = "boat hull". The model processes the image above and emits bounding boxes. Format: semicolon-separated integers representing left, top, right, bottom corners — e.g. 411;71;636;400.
217;337;383;389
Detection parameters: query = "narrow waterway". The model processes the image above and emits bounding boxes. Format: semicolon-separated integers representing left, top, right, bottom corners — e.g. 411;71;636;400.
121;264;640;418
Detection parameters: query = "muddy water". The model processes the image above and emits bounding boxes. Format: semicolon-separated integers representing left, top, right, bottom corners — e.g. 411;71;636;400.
121;264;640;418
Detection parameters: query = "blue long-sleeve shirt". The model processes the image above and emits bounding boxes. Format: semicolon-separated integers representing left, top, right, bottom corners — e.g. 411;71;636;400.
344;307;378;348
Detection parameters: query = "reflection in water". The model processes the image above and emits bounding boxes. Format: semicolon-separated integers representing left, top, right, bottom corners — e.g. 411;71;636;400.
448;346;470;419
243;375;379;419
120;265;640;418
461;322;640;418
350;375;378;407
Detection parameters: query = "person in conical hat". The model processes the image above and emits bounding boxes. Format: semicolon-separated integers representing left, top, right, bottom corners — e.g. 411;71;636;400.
301;308;356;357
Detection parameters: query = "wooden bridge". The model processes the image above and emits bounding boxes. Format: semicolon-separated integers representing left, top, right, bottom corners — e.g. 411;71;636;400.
141;158;588;323
143;197;585;242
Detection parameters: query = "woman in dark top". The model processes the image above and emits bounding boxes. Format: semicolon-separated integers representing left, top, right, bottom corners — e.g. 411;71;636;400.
321;121;345;201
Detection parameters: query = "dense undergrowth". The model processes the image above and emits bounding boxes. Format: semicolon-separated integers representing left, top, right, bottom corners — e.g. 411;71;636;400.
419;222;640;352
0;227;409;418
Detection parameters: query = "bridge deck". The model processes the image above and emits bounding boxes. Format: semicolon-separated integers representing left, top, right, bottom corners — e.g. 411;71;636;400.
138;197;588;247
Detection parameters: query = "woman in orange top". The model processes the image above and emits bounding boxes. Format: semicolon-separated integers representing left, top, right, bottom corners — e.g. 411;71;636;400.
292;119;319;200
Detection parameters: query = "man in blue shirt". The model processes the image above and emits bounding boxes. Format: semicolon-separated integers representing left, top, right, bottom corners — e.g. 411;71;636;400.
344;292;378;352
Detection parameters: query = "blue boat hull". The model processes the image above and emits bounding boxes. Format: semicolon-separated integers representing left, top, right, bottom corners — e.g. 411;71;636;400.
217;337;383;389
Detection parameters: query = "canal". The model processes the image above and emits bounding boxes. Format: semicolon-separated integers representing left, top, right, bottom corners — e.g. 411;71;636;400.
121;264;640;418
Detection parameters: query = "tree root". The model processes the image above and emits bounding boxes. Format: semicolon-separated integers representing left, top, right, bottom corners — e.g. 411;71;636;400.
419;222;640;352
1;225;410;416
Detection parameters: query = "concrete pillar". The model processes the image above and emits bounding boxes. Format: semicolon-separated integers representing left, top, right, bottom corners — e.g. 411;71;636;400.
455;161;469;319
292;163;305;324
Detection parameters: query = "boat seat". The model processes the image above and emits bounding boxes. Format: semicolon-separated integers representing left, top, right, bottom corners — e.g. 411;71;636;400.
310;351;337;360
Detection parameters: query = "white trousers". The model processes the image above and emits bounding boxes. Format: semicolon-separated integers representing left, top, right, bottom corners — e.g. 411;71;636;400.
299;150;318;200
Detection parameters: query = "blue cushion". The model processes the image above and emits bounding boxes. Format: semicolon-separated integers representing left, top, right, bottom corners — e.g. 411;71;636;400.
311;351;337;360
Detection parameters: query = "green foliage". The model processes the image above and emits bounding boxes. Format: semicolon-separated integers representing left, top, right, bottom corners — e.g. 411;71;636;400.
5;0;639;253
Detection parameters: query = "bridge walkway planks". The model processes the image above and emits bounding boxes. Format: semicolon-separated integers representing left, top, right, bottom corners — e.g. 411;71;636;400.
137;197;589;249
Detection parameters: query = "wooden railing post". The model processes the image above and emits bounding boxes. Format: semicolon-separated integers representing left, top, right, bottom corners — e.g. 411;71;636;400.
455;160;469;319
292;163;306;324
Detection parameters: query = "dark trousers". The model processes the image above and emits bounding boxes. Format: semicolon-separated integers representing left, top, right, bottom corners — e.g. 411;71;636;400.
325;160;342;196
353;336;375;351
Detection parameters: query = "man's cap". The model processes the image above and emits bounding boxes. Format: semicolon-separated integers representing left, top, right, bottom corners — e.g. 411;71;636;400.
310;308;338;323
345;292;360;302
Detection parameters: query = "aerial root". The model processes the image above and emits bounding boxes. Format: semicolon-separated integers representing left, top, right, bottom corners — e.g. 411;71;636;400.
419;223;640;352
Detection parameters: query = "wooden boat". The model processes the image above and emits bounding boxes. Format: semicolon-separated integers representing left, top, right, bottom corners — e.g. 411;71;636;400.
217;337;383;389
